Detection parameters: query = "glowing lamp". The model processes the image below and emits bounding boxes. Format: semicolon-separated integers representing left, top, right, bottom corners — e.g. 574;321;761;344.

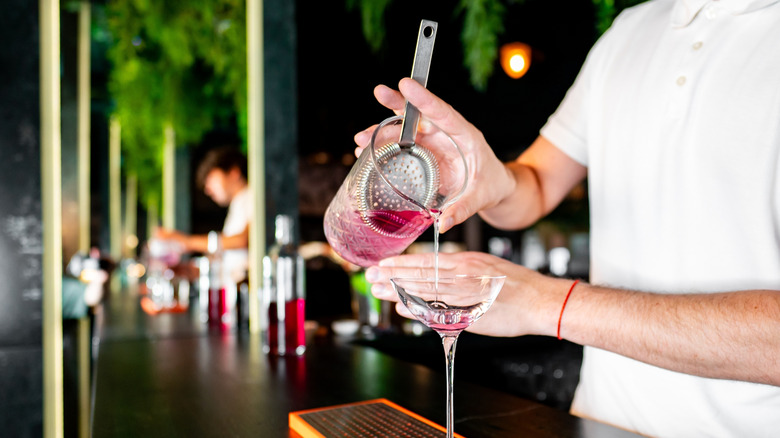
500;42;532;79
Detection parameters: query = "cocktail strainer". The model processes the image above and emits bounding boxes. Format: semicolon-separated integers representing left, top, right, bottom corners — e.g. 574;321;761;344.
356;20;441;237
323;19;467;267
355;139;440;237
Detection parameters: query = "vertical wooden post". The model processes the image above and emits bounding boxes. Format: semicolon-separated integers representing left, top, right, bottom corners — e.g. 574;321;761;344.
247;0;266;333
147;198;159;246
40;0;63;436
162;123;176;230
78;2;91;254
77;317;89;438
124;174;138;259
109;117;122;261
77;6;92;437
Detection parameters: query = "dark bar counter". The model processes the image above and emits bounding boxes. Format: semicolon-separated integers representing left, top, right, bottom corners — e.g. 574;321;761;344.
92;284;640;438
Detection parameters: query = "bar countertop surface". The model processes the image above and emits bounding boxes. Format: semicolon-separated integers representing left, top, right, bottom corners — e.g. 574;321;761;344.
92;283;641;438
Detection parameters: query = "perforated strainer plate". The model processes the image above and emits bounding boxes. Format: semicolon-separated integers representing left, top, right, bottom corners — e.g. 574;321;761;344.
355;142;440;237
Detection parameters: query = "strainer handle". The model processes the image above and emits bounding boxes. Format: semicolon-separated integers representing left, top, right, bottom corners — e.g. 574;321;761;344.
399;20;438;148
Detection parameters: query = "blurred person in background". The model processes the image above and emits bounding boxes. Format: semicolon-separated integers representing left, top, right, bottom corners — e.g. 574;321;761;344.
156;146;250;284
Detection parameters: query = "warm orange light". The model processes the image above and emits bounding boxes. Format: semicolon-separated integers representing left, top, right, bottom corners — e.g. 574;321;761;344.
500;42;532;79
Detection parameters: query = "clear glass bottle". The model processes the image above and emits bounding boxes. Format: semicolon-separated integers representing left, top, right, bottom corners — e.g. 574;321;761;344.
262;215;306;355
207;231;230;329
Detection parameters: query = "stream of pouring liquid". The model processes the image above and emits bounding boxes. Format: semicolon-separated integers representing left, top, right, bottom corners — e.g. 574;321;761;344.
432;211;441;302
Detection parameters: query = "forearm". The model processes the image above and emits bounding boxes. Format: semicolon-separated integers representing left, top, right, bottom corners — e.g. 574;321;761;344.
553;281;780;386
182;229;247;253
478;161;545;230
478;135;587;231
222;228;248;250
179;234;209;253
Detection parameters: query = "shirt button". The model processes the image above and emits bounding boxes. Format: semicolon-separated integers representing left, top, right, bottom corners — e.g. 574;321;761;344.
692;41;703;50
676;76;687;86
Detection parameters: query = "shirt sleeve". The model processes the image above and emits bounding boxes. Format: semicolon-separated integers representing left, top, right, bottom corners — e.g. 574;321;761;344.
539;12;628;167
540;74;590;166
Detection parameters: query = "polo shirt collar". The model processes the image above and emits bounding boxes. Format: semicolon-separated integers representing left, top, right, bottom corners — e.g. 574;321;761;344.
671;0;780;27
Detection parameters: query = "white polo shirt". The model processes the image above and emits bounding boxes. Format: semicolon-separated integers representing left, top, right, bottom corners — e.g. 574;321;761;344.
222;187;251;284
540;0;780;436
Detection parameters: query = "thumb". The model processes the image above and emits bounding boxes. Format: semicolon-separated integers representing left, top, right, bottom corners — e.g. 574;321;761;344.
438;203;473;234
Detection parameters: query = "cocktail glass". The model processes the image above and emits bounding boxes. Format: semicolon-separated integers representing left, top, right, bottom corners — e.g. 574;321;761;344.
391;275;505;438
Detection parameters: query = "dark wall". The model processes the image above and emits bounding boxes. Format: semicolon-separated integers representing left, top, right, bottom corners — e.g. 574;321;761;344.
264;0;299;243
0;1;44;436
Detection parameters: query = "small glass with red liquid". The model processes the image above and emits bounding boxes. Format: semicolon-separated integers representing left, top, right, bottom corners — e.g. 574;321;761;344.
262;215;306;356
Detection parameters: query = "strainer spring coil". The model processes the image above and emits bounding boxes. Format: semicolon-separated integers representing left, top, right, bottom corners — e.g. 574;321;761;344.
355;142;440;238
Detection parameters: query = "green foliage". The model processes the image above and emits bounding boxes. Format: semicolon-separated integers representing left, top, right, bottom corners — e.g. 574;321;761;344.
593;0;649;34
105;0;246;209
345;0;393;52
457;0;506;91
594;0;617;34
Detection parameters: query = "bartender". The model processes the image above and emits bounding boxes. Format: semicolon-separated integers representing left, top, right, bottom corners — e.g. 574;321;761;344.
361;0;780;437
156;146;250;284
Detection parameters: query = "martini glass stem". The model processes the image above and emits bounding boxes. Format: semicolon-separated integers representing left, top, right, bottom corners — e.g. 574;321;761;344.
441;333;459;438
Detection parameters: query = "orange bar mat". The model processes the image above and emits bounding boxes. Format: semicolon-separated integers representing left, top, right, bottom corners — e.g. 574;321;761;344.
289;398;465;437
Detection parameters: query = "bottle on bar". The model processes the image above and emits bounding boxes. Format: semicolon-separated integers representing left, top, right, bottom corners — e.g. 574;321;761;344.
262;215;306;355
207;231;231;329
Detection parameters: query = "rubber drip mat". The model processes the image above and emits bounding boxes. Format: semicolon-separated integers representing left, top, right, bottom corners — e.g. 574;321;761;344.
289;398;465;437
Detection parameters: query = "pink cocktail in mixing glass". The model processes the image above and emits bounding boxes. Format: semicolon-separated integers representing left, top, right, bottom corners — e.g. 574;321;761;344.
324;20;467;267
323;113;467;267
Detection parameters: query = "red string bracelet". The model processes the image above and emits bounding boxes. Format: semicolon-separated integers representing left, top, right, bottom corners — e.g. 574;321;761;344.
557;279;580;340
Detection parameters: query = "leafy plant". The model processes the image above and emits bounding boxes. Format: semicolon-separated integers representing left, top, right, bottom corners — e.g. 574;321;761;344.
458;0;506;91
345;0;394;53
105;0;246;210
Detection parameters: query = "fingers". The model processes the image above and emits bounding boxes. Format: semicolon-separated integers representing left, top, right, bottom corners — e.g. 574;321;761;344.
353;83;403;147
357;80;471;156
439;197;484;233
395;302;413;319
378;253;435;268
370;282;397;301
354;123;379;150
374;84;406;113
397;78;469;137
365;253;463;301
373;79;471;139
438;209;461;234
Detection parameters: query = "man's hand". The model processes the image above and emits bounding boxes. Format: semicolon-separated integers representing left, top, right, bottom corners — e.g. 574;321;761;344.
364;251;570;337
155;227;186;244
354;79;518;234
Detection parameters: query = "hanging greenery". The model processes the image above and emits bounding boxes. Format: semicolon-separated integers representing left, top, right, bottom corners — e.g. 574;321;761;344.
458;0;507;91
345;0;394;53
105;0;246;210
594;0;650;34
347;0;649;91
